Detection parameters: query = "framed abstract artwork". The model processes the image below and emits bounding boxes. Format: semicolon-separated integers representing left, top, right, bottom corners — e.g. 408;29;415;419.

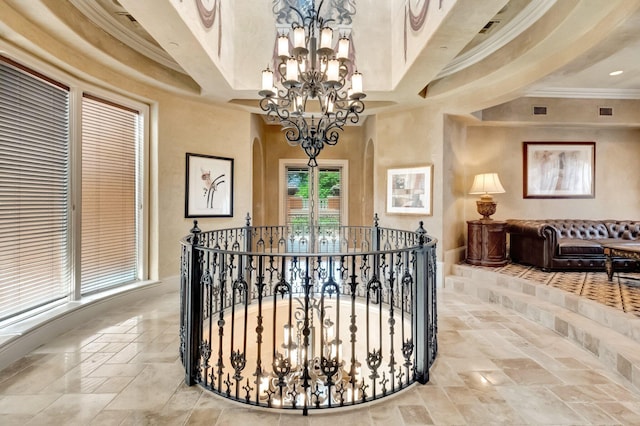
386;165;433;215
185;153;234;217
523;142;595;199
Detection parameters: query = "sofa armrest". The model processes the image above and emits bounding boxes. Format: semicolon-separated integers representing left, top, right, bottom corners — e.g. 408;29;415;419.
506;220;559;270
506;220;556;238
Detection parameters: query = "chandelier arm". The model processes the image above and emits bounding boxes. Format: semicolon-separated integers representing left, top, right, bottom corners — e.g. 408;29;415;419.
283;128;302;146
323;129;340;146
288;7;307;28
347;112;361;125
261;100;294;123
314;0;332;28
315;117;344;147
277;60;287;80
337;62;349;80
281;117;308;146
259;97;277;113
349;99;365;114
336;103;364;124
313;124;339;148
330;109;351;125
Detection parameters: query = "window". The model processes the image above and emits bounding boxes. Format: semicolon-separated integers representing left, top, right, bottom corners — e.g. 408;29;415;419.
0;55;146;323
281;160;348;228
0;59;71;321
81;95;141;294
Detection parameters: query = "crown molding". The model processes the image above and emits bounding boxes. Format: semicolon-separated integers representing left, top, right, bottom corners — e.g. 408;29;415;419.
69;0;184;73
524;87;640;100
435;0;556;79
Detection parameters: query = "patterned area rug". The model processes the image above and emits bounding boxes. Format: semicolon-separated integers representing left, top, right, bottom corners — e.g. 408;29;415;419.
483;263;640;317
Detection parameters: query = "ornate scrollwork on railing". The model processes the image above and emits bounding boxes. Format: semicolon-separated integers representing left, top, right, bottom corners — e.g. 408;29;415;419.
179;216;437;415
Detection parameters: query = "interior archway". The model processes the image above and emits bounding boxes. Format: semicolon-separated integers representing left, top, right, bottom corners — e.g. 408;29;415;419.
363;138;374;224
252;137;265;225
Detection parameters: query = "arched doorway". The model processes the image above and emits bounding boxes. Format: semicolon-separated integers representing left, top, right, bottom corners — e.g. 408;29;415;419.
252;137;265;225
363;138;374;224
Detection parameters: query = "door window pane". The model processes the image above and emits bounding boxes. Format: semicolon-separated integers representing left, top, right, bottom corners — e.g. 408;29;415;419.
285;166;344;229
318;168;341;228
286;167;309;228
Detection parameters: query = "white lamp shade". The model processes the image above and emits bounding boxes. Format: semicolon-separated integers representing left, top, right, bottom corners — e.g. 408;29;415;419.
469;173;505;194
320;27;333;50
286;57;299;82
293;27;306;49
261;69;274;91
351;71;363;94
277;34;290;57
337;36;350;59
326;59;340;82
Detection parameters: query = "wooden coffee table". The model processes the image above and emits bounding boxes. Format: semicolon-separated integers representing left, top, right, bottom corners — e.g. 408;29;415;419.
603;243;640;281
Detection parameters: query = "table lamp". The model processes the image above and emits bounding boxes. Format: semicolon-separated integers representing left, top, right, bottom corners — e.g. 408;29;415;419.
469;173;505;220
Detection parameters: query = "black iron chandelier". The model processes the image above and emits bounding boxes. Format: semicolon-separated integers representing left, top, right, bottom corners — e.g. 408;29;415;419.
259;0;365;167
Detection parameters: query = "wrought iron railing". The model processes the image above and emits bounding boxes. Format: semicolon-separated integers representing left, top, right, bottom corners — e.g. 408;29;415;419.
179;214;437;415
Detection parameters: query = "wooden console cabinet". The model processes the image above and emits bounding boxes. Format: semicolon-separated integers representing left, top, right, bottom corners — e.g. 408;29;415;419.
466;220;507;267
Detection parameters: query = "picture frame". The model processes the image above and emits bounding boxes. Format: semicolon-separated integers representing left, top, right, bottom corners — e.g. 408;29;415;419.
523;142;595;199
185;153;234;217
386;165;433;215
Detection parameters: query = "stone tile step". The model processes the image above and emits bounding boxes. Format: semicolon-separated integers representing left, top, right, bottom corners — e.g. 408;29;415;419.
450;263;640;345
445;267;640;391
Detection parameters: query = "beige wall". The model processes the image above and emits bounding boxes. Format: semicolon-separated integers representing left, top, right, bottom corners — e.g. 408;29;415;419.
156;94;252;279
442;116;468;269
460;125;640;223
373;106;445;259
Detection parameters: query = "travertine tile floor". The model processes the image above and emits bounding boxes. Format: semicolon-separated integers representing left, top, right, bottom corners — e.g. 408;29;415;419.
2;285;640;425
492;263;640;316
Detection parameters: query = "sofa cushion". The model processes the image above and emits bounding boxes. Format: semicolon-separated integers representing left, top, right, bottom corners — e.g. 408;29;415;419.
548;220;609;239
604;221;640;240
557;239;604;256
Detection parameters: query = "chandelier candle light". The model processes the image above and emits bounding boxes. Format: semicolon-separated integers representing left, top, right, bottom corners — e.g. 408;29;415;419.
469;172;506;220
259;0;365;167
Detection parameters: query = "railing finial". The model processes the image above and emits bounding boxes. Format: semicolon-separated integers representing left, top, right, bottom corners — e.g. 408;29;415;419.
416;221;427;245
190;220;201;235
373;213;379;227
245;212;252;227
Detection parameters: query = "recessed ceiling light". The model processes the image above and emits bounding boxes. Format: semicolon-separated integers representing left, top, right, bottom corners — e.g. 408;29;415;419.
609;70;623;76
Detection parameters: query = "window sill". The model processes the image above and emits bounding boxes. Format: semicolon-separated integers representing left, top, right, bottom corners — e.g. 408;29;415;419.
0;276;178;371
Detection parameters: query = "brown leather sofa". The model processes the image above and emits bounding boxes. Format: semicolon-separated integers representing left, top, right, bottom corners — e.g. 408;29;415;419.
506;219;640;271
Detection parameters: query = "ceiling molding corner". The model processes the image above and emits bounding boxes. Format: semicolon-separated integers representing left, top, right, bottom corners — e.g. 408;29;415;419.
524;87;640;99
435;0;557;79
69;0;184;73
